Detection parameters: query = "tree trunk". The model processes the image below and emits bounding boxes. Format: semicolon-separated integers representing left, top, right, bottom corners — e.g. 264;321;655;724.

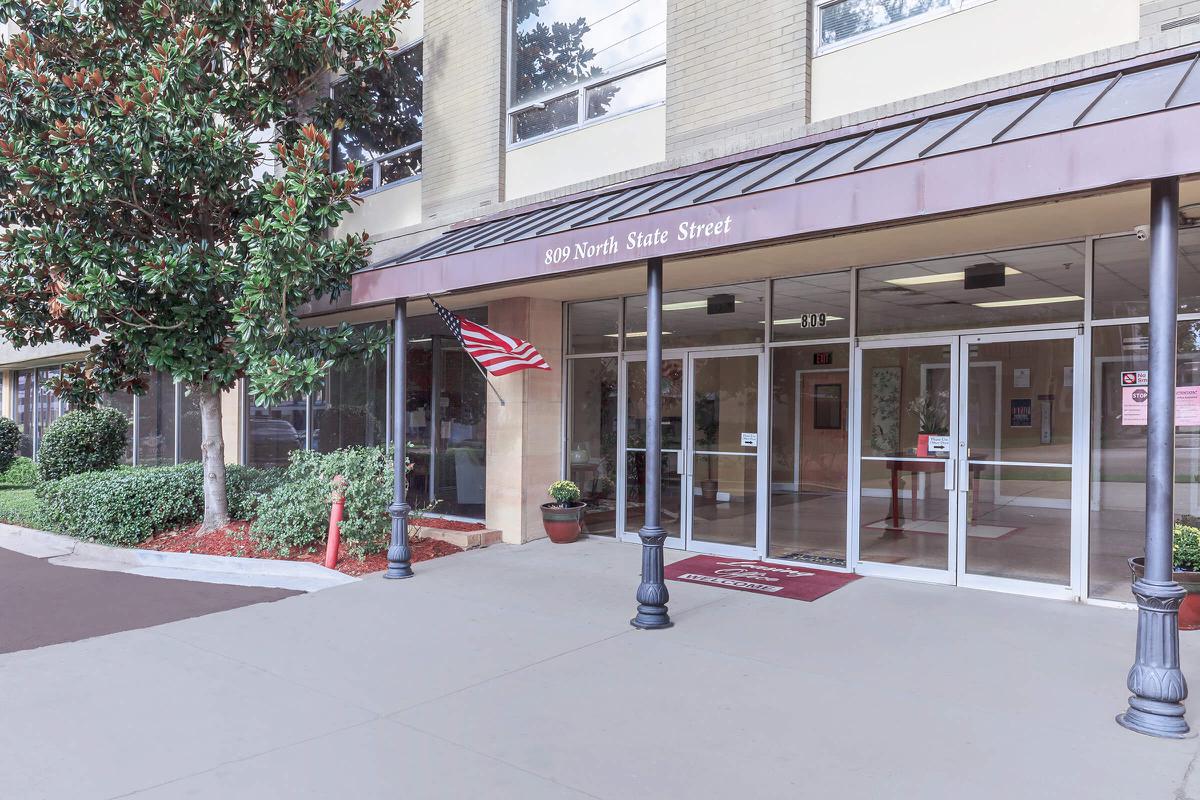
195;382;230;533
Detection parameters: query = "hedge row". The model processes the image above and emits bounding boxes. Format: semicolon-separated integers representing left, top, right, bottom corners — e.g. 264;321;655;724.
36;463;285;546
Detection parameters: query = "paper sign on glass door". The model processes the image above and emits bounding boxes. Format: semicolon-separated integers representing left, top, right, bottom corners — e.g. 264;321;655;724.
740;432;758;447
1120;385;1200;425
927;435;951;454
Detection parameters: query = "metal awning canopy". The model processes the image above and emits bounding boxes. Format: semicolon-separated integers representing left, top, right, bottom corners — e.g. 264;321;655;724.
353;45;1200;305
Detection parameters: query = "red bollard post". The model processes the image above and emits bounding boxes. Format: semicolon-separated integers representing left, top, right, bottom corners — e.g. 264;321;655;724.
324;475;348;570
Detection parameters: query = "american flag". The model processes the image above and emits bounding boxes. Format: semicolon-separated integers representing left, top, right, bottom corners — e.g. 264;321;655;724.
430;297;551;377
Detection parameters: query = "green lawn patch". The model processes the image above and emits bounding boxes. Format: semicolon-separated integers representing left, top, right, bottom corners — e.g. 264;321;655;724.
0;488;43;528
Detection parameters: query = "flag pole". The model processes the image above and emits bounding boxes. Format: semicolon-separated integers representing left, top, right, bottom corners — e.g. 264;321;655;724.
425;295;505;407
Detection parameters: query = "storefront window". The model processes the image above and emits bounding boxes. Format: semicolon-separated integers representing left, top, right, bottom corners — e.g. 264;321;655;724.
768;345;850;565
1089;321;1200;602
857;243;1086;336
13;369;33;457
1093;228;1200;319
772;272;851;342
624;282;766;350
178;389;204;463
247;397;306;468
138;371;176;466
567;357;618;535
312;344;389;453
34;366;70;447
99;389;135;465
567;298;620;354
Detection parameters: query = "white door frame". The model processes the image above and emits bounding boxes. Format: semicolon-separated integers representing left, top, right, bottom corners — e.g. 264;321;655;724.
954;328;1083;601
852;334;961;586
618;346;766;558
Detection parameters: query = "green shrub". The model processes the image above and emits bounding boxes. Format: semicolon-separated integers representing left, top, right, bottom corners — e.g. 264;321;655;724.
1175;523;1200;573
0;417;21;474
0;456;37;487
36;462;284;546
251;446;392;557
37;407;129;481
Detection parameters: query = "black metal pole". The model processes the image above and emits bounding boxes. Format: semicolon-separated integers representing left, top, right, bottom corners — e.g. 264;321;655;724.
386;298;413;580
1118;177;1188;737
632;258;672;629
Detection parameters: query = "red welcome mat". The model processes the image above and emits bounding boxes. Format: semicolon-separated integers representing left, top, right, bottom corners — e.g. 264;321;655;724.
665;555;860;602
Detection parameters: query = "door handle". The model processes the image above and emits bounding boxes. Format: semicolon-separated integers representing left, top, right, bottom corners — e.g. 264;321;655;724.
944;459;956;492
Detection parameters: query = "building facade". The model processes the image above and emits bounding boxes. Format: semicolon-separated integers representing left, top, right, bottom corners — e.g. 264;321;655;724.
5;0;1200;607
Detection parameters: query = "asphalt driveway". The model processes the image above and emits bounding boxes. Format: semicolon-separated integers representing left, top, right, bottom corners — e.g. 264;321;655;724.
0;547;299;654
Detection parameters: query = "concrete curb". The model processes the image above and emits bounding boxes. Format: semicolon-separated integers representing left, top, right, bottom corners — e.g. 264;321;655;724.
0;523;357;592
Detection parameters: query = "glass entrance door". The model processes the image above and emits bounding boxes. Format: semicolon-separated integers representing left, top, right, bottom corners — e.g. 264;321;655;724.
621;349;764;557
954;330;1079;597
685;351;763;556
854;331;1081;596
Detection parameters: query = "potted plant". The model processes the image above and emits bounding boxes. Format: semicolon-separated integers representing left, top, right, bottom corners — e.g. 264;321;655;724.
1129;521;1200;630
908;393;948;457
542;480;586;543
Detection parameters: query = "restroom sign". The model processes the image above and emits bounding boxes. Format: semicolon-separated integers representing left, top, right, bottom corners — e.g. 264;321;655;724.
1122;370;1149;387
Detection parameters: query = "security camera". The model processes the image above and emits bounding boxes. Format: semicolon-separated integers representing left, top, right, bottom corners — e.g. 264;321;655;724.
1134;225;1150;241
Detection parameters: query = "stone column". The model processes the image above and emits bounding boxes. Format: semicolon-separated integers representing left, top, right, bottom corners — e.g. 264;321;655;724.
484;298;564;544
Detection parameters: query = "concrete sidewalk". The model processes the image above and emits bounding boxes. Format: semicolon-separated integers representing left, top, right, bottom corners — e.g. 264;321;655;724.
2;538;1199;800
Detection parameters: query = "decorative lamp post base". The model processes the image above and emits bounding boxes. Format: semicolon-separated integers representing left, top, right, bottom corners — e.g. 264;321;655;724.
385;501;413;580
631;527;672;630
1119;578;1190;738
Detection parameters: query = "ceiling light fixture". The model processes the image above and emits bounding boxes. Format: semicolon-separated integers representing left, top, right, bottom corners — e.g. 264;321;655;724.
973;295;1083;308
886;267;1021;287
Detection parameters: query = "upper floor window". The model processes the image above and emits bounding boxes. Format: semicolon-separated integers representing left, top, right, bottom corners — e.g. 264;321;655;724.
817;0;979;52
509;0;666;144
332;42;423;192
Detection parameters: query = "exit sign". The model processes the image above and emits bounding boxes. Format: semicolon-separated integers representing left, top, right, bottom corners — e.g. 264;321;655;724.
813;352;834;366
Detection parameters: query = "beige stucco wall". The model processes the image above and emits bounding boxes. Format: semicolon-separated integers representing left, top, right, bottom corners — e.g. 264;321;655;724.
810;0;1140;121
484;297;564;543
504;107;667;200
333;179;422;241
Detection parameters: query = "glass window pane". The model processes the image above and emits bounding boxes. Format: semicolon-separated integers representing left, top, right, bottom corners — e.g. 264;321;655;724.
568;299;620;354
312;346;389;454
769;345;850;565
819;0;950;46
379;148;421;186
1089;322;1200;601
137;372;176;466
511;0;666;106
995;83;1106;142
625;282;766;350
857;243;1086;336
178;389;203;463
511;93;579;143
14;370;33;457
587;64;665;120
35;366;70;449
1093;228;1200;319
99;389;135;465
1080;61;1192;125
333;43;423;183
567;358;618;535
772;272;851;341
247;397;305;468
434;346;487;518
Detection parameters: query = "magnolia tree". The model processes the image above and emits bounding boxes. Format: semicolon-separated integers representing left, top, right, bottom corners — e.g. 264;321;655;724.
0;0;409;529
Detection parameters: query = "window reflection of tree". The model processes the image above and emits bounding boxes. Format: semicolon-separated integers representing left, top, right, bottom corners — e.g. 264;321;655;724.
512;0;619;140
822;0;949;44
332;44;423;187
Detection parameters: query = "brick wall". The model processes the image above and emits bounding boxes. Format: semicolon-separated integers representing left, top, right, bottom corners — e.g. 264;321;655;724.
420;0;507;224
1142;1;1200;36
665;0;811;162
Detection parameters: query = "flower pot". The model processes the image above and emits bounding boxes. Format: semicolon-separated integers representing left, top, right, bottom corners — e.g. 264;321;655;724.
541;502;586;543
1129;557;1200;630
916;433;930;457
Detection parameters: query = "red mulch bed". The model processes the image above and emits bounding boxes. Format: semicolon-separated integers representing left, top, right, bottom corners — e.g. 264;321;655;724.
410;516;486;532
137;521;462;577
